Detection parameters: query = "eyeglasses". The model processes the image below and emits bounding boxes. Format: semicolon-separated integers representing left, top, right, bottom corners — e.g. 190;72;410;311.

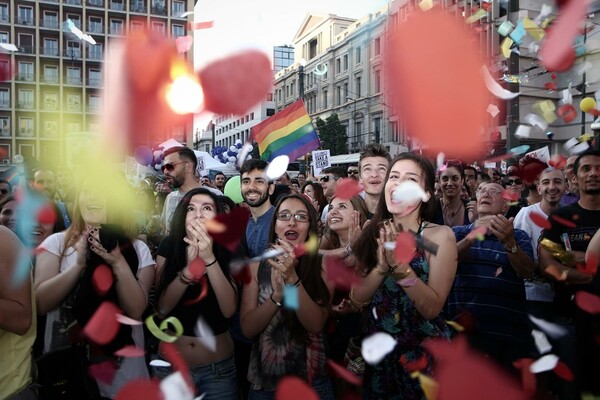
0;189;8;195
161;161;188;173
319;175;340;183
476;187;502;198
505;178;523;186
276;212;310;223
347;170;359;175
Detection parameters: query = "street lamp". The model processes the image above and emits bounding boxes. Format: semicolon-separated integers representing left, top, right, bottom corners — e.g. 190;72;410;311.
346;96;358;151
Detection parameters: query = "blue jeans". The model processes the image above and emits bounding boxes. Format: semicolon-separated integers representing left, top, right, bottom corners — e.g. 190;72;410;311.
248;376;334;400
152;355;237;400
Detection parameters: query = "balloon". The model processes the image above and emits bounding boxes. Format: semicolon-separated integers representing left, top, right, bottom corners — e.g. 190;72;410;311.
228;156;236;163
224;175;243;204
134;146;153;166
580;97;597;113
235;139;242;145
229;146;237;152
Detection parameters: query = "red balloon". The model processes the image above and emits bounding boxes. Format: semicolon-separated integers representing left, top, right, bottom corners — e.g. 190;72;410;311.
386;9;489;158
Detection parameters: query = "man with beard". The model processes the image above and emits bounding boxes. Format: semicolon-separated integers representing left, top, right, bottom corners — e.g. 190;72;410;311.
214;172;227;192
160;146;205;234
31;168;71;227
539;150;600;397
560;155;580;206
358;144;391;217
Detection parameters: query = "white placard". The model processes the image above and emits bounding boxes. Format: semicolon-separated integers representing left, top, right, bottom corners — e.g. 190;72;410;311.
525;146;550;164
484;162;497;169
312;150;331;177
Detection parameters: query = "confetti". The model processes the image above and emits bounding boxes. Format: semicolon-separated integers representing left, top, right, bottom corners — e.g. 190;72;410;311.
394;232;416;264
544;264;568;282
335;178;363;200
495;267;503;277
145;314;184;343
266;155;290;180
512;358;536;396
550;214;577;228
400;354;428;373
199;50;272;115
149;359;171;368
116;314;143;326
114;345;145;358
514;125;532;139
92;264;113;296
487;104;500;117
88;360;118;385
413;371;438;400
275;376;318;400
83;301;121;345
159;371;195;400
188;257;206;280
467;226;488;241
529;212;551;229
574;291;600;314
187;21;214;30
161;342;194;392
392;181;429;204
361;332;396;365
175;35;193;53
313;63;327;76
558;104;577;123
283;284;299;310
531;329;552;354
324;255;360;292
194;316;216;352
482;66;519;100
397;277;419;287
0;43;18;51
530;354;559;374
445;320;464;332
510;145;530;156
204;219;226;234
115;379;163;400
209;207;250;252
326;359;363;385
548;154;567;169
553;360;574;381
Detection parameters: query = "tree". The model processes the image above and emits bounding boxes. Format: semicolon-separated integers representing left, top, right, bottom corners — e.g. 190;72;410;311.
315;113;348;156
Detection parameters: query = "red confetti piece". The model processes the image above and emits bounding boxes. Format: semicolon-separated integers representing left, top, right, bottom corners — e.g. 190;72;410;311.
394;232;416;264
519;157;548;185
275;376;318;400
583;251;599;275
232;265;252;285
187;21;214;30
481;1;492;11
551;73;557;80
550;215;577;228
400;354;428;373
114;345;145;358
324;255;360;292
326;359;363;386
182;275;208;305
92;264;114;296
83;301;121;345
334;179;363;200
162;342;194;393
553;360;574;382
386;8;489;158
467;226;488;241
293;243;308;258
209;207;250;252
115;379;163;400
88;359;118;385
175;35;193;53
37;203;57;225
539;0;590;72
512;358;536;396
529;212;551;229
574;291;600;314
502;190;520;202
544;82;557;91
545;265;568;282
188;257;206;280
0;54;12;81
548;154;567;169
199;50;272;115
558;104;577;123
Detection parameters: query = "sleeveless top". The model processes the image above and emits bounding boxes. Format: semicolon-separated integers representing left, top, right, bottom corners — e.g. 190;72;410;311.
248;260;328;391
365;222;453;400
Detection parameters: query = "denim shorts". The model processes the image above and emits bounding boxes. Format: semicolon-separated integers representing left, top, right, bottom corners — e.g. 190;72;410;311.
152;354;237;400
248;376;334;400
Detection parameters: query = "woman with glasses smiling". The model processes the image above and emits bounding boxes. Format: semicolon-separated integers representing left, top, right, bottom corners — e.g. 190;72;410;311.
241;194;334;399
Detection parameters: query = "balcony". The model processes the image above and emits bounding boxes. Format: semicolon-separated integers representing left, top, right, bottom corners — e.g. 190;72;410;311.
0;14;9;23
130;1;146;13
88;24;103;33
0;128;9;137
151;4;167;16
66;105;81;112
43;75;59;83
87;105;101;113
18;45;35;54
64;0;82;5
172;8;185;18
87;0;104;7
41;19;59;29
42;47;60;56
16;73;35;82
17;101;34;109
18;128;34;137
0;100;9;109
87;77;102;87
17;17;34;26
65;76;82;85
87;52;103;61
64;49;82;59
109;2;125;11
109;27;124;35
44;102;58;111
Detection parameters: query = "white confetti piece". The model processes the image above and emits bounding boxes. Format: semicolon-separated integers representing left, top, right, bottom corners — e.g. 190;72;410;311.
116;314;143;325
266;155;289;180
361;332;397;365
524;113;549;131
514;125;532;138
150;359;172;368
530;354;558;374
194;317;216;352
160;371;194;400
482;66;520;100
392;181;428;204
528;315;568;339
532;329;552;354
487;104;500;117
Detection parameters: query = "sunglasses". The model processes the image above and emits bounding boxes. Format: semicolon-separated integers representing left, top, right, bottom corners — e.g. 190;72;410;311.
161;161;188;173
276;212;310;223
347;170;359;175
319;175;339;183
505;178;523;186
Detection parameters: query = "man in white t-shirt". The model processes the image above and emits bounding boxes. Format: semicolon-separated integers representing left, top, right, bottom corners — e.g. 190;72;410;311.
513;167;566;316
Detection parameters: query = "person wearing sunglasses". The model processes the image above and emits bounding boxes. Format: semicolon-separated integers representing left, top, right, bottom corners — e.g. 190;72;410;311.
318;166;347;225
241;194;334;399
346;165;359;181
448;182;535;373
502;173;527;219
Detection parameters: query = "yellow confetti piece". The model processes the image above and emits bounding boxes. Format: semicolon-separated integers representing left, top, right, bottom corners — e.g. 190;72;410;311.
145;314;183;343
410;371;439;400
445;320;465;332
305;233;319;255
466;9;488;24
579;133;594;142
522;17;545;42
501;37;514;58
476;233;485;241
541;16;554;29
418;0;433;11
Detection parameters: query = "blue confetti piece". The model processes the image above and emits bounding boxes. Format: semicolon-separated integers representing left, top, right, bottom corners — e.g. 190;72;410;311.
283;285;299;310
509;21;526;45
510;145;530;155
12;186;44;285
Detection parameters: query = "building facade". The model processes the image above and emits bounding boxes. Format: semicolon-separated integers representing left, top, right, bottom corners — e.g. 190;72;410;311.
272;44;293;73
0;0;194;169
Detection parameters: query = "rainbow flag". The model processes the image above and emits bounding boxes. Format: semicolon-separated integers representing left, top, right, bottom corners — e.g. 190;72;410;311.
251;99;320;162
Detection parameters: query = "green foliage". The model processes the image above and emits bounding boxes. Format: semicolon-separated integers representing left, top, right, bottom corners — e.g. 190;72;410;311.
315;113;348;156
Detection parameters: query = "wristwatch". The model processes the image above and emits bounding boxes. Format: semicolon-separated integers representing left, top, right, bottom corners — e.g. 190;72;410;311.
505;243;518;254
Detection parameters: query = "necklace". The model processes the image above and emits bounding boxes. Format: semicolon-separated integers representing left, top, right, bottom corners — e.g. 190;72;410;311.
443;200;463;218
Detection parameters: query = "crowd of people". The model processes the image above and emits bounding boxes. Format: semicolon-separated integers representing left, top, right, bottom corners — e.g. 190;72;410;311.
0;144;598;400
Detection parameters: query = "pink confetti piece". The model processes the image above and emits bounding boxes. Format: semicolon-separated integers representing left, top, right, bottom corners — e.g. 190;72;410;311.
574;291;600;314
92;264;113;296
335;178;363;200
327;359;363;386
275;376;318;400
495;267;503;277
114;345;145;358
397;277;419;287
115;379;163;400
394;232;416;264
529;212;551;229
116;314;143;326
83;302;120;345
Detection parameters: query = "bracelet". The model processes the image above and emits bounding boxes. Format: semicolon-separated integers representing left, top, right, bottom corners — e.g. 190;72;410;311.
205;258;217;267
375;264;389;276
344;243;352;258
394;266;412;280
270;293;282;307
348;289;370;311
290;277;302;287
178;271;198;286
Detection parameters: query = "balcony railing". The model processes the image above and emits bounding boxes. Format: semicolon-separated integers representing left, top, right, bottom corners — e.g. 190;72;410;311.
0;14;10;23
17;17;34;26
87;0;104;7
18;45;35;54
0;129;9;137
88;52;103;61
64;0;82;5
41;19;59;29
130;1;147;13
109;27;124;35
109;2;124;10
87;105;101;112
17;101;34;109
87;78;102;87
66;105;81;111
44;102;58;111
16;73;34;82
64;49;82;59
0;100;9;109
172;8;185;18
151;5;167;15
43;75;59;83
42;47;60;56
18;129;34;137
65;76;82;85
88;24;103;33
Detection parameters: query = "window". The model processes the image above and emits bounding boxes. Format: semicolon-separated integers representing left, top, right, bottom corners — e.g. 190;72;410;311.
66;14;81;29
130;20;144;32
88;95;101;112
110;0;124;11
0;4;8;23
110;19;124;35
323;89;328;109
172;24;184;37
309;38;318;59
18;33;33;53
343;54;348;71
151;21;166;35
88;69;101;86
18;117;33;137
373;117;381;142
336;58;341;74
277;89;282;102
44;120;58;138
266;108;275;116
44;92;58;110
66;41;81;58
18;62;33;81
88;16;103;33
0;88;8;108
66;67;80;84
43;11;58;28
88;43;102;60
43;38;58;56
374;70;381;93
17;6;33;25
44;65;58;83
355;121;362;139
67;121;80;132
67;94;81;111
250;112;254;120
0;117;9;136
0;31;7;43
343;83;348;101
290;82;294;97
355;77;361;97
356;46;361;64
172;0;184;16
336;86;341;106
374;37;381;56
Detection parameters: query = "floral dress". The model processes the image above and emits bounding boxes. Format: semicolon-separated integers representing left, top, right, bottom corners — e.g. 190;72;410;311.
364;224;453;400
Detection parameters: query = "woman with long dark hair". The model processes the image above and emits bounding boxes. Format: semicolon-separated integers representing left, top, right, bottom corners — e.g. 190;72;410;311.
351;153;457;399
154;188;238;399
241;194;334;399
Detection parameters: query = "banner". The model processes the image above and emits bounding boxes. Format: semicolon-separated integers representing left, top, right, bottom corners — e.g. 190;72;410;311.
312;150;331;177
525;146;550;164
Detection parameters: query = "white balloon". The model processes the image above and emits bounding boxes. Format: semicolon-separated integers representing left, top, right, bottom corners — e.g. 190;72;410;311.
266;155;290;180
237;143;254;169
228;156;236;163
361;332;396;365
13;154;24;164
229;146;237;152
391;181;429;204
235;139;242;145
